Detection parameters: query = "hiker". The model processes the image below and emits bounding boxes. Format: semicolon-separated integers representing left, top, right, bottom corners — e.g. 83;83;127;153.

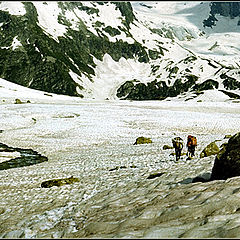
172;137;183;161
187;135;197;158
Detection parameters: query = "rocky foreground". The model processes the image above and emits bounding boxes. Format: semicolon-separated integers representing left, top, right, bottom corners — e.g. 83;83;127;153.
0;100;240;238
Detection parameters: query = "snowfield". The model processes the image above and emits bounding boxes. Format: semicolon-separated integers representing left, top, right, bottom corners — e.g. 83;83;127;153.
0;78;240;238
0;0;240;238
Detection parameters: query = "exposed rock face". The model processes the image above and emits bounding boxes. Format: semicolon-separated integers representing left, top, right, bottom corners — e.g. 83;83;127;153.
0;2;151;97
0;2;239;100
193;79;219;91
203;2;240;28
133;136;152;145
200;141;219;158
211;2;240;18
116;74;199;100
211;132;240;180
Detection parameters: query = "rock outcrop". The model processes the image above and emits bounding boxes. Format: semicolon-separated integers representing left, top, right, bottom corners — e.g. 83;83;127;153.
200;141;219;158
211;132;240;180
14;98;31;104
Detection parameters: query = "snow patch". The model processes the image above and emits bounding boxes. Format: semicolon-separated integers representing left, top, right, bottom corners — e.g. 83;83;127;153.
0;1;26;15
11;36;22;50
32;2;67;41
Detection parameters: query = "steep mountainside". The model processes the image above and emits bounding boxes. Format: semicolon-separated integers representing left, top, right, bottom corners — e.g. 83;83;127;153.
0;1;240;100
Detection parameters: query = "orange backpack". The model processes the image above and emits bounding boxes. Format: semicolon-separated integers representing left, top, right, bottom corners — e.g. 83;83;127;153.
187;135;197;146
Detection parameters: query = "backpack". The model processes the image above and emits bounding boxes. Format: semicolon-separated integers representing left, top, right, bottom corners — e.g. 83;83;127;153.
172;137;183;149
187;135;197;147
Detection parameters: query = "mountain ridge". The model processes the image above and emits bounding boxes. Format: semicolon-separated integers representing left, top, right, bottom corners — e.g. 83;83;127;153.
0;1;240;101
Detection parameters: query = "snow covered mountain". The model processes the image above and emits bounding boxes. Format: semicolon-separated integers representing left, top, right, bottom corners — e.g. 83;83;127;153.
0;1;240;101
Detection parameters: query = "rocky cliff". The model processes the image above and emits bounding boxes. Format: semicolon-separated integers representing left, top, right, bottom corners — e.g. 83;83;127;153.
0;1;240;100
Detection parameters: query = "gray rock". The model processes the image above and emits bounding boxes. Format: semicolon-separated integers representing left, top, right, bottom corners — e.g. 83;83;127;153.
211;132;240;180
192;172;212;183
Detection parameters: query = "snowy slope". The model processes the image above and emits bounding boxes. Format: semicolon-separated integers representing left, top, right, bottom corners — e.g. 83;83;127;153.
0;74;240;238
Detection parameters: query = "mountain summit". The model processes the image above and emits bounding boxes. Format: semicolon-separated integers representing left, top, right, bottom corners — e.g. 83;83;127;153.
0;1;240;100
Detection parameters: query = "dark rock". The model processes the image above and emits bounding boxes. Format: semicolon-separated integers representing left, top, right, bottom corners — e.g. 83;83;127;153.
211;132;240;180
133;136;152;145
193;79;219;91
119;166;127;169
44;93;53;97
109;165;136;171
41;176;80;188
130;165;137;168
147;172;165;179
14;98;23;104
219;90;240;99
117;74;198;100
109;167;119;171
203;2;240;28
14;98;31;104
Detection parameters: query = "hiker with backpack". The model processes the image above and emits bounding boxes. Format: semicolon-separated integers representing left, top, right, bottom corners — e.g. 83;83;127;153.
172;137;184;161
187;135;197;158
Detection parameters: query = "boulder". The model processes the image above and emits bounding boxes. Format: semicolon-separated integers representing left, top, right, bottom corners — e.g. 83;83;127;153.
41;176;80;188
163;144;174;150
14;98;23;104
200;141;219;158
211;132;240;180
133;136;152;145
14;99;31;104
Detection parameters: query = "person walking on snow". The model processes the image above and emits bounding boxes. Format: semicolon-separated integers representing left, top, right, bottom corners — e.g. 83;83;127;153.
172;137;184;161
187;135;197;159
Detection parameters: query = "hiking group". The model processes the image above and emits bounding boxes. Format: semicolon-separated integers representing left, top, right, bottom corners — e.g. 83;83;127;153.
172;135;197;161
